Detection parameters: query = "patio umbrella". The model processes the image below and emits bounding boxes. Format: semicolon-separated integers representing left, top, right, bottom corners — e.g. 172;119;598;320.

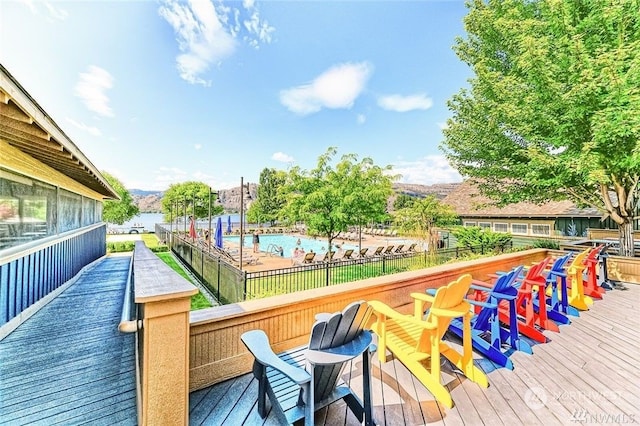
189;216;197;240
215;217;224;249
226;215;232;234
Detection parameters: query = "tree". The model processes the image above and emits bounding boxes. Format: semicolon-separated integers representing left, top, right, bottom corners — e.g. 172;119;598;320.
282;147;394;253
441;0;639;256
161;181;223;222
102;171;139;225
246;168;287;225
393;193;418;210
393;196;458;253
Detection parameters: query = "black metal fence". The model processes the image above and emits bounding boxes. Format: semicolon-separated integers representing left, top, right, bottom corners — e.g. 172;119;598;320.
156;224;513;305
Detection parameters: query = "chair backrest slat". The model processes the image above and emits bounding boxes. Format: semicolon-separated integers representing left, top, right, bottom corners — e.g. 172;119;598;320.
307;301;371;402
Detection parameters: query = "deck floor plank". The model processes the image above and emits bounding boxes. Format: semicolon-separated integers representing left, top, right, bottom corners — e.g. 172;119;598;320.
192;284;640;425
0;256;137;425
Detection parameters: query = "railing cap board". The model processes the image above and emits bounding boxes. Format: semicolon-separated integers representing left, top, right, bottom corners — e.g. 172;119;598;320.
133;241;197;303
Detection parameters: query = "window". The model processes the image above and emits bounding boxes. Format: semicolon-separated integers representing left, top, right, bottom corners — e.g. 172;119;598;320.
532;224;551;236
478;222;491;230
464;221;476;227
494;222;508;233
0;171;58;250
511;223;528;234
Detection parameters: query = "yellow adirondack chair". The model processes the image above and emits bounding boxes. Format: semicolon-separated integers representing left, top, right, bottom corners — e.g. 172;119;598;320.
547;249;593;311
368;274;488;408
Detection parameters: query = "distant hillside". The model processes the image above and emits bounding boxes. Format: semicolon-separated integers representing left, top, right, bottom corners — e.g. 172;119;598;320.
130;190;163;213
128;182;460;214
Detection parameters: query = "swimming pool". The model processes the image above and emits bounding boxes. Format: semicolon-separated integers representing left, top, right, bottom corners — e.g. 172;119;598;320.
224;234;357;257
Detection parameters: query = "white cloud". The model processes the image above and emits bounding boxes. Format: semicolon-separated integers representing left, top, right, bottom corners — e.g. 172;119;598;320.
243;9;275;49
378;93;433;112
44;2;68;20
357;114;366;125
392;155;462;185
66;118;102;136
437;121;448;130
272;152;294;163
194;144;202;150
20;0;68;20
159;0;236;86
280;62;373;115
74;66;114;117
159;0;273;85
19;0;37;14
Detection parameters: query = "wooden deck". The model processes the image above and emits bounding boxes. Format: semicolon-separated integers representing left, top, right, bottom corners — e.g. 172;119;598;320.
0;256;137;425
189;283;640;425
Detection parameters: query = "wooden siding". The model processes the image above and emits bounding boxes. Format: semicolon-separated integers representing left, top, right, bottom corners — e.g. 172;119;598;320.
0;255;137;424
189;249;549;391
0;141;107;201
190;281;640;425
0;224;106;328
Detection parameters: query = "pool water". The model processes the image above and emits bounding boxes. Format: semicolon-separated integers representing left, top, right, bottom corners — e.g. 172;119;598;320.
224;234;357;257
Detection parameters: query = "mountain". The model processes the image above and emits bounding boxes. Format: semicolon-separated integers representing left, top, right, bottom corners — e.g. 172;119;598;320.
128;182;460;213
392;182;460;200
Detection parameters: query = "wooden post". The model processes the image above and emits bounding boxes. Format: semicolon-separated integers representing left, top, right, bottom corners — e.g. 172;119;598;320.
134;241;197;425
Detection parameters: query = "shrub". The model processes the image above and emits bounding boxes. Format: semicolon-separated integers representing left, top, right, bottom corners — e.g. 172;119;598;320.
451;226;512;253
532;239;560;250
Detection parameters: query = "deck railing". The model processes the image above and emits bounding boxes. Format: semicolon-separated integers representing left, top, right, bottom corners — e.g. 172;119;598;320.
0;223;106;331
188;248;548;391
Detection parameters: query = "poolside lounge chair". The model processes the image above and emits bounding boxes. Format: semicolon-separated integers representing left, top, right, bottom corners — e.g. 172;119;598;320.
405;243;417;253
393;244;404;254
301;252;316;264
382;245;395;255
369;274;489;408
357;247;369;258
369;246;384;257
339;249;354;260
241;301;376;426
315;251;334;263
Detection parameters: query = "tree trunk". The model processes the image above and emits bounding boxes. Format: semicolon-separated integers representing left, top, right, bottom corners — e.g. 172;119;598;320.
618;219;635;257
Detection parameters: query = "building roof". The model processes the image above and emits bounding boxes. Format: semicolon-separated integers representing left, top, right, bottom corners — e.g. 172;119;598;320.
441;180;603;218
0;64;118;199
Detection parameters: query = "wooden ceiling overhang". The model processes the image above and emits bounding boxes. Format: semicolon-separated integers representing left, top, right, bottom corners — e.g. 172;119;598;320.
0;65;119;200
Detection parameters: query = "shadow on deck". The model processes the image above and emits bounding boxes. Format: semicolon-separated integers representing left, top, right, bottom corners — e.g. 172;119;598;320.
190;284;640;425
0;255;137;425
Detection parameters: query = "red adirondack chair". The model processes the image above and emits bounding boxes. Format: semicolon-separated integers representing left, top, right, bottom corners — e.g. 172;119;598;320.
471;258;553;344
583;245;606;299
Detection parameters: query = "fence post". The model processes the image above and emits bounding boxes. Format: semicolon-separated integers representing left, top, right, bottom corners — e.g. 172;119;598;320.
243;270;248;300
326;263;330;286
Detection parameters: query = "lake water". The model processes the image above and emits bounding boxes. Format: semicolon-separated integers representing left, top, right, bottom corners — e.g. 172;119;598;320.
119;212;242;233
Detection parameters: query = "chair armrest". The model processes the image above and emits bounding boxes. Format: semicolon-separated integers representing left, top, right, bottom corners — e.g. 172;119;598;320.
305;331;373;365
411;292;435;303
241;330;311;385
369;300;437;330
466;299;496;309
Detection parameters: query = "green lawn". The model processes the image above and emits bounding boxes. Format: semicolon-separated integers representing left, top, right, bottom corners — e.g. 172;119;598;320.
155;252;212;310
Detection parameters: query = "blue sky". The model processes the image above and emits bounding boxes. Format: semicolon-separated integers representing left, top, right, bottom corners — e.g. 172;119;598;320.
1;0;471;191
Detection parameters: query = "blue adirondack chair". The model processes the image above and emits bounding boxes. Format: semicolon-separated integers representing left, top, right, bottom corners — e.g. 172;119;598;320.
427;266;531;370
539;253;580;318
529;255;573;326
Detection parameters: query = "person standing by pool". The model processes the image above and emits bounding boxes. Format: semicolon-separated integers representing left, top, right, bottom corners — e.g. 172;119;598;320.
252;230;260;253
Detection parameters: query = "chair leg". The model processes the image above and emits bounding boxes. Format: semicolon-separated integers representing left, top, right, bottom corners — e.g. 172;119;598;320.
253;361;268;418
362;350;374;426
